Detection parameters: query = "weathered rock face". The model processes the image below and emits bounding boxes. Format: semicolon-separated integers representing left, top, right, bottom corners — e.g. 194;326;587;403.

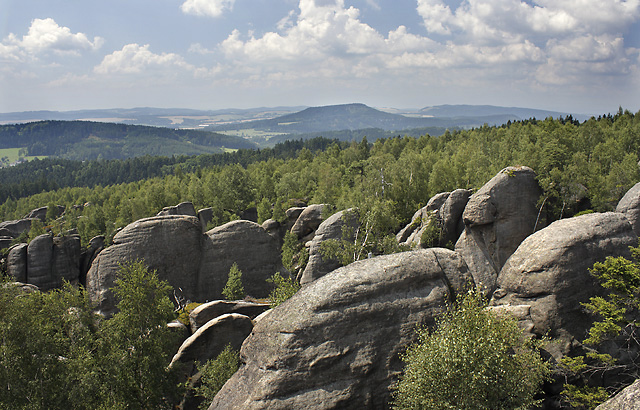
199;220;283;301
595;379;640;410
300;208;359;285
197;208;214;232
456;166;543;294
290;204;326;239
616;182;640;236
157;201;197;217
7;243;28;283
0;218;35;238
189;300;270;332
171;313;253;368
439;189;473;247
27;234;54;290
209;248;473;410
52;234;81;286
491;212;637;357
396;192;450;244
87;215;204;316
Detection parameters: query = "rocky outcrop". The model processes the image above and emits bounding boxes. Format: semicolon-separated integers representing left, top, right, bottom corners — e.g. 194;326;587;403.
490;212;637;357
616;182;640;236
7;243;28;283
171;313;253;368
396;192;450;244
87;215;204;316
209;248;473;410
26;234;54;290
456;166;543;293
189;300;270;332
0;218;35;238
300;208;359;285
157;201;197;217
199;220;282;301
290;204;326;239
197;208;214;231
87;216;282;316
596;379;640;409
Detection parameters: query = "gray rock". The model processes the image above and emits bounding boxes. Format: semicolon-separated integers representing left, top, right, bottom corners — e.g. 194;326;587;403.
616;182;640;236
491;212;637;357
198;220;283;301
300;208;359;285
209;248;473;410
456;166;543;294
596;379;640;409
7;243;28;283
86;215;204;316
197;207;214;231
0;236;13;250
52;235;81;286
0;219;35;238
439;189;473;247
80;235;105;284
27;234;54;290
290;204;326;238
396;192;451;244
26;206;48;221
157;201;197;217
189;300;270;332
171;313;253;368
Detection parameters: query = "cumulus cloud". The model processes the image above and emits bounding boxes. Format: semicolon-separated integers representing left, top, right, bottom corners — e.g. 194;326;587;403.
181;0;235;17
0;18;103;61
94;44;194;75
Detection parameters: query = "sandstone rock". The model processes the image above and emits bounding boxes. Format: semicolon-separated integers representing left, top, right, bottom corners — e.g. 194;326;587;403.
616;182;640;236
86;215;204;316
197;207;214;231
290;204;326;238
189;300;270;332
171;313;253;368
396;192;450;244
198;220;283;301
596;379;640;409
27;234;54;290
7;243;28;283
300;208;359;285
285;207;305;222
157;201;197;217
0;236;13;249
209;248;473;410
80;235;105;285
240;207;258;223
439;189;473;247
26;205;64;221
456;166;543;294
52;234;81;286
0;219;34;238
491;212;637;357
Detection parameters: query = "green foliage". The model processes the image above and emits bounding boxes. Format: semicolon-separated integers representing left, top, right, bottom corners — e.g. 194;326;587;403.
561;244;640;408
391;290;550;410
177;302;203;327
281;231;303;272
28;218;46;242
222;263;245;301
267;272;301;308
194;344;240;409
419;212;441;248
0;260;182;410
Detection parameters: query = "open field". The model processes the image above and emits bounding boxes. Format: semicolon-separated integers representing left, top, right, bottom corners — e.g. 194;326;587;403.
0;148;46;166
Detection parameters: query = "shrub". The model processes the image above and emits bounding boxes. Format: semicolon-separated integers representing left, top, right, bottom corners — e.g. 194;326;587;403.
222;263;245;300
194;344;240;409
267;272;300;307
392;290;550;410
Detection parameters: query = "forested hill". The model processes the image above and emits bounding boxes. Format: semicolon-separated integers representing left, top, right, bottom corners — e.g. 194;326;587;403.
0;120;257;160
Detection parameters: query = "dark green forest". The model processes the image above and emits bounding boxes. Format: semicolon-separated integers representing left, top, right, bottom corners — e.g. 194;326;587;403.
0;109;638;248
0;120;257;160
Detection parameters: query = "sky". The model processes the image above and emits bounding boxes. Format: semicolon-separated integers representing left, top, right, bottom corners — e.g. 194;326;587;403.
0;0;639;115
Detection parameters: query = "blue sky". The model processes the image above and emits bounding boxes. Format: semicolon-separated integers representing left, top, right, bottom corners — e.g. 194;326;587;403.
1;0;639;114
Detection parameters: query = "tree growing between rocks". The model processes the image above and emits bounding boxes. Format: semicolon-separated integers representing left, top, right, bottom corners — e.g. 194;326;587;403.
392;290;550;410
222;263;245;300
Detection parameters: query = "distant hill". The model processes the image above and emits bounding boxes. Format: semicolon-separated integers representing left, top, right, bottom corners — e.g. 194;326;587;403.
0;120;258;161
417;104;591;120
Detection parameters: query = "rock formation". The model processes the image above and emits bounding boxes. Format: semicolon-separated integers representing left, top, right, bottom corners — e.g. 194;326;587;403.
209;248;473;410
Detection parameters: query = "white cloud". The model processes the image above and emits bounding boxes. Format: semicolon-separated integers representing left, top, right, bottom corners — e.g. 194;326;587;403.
181;0;235;18
0;18;103;61
94;44;194;75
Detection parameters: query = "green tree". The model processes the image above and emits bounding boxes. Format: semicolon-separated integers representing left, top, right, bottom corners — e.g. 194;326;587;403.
194;344;240;409
392;290;549;410
561;244;640;408
267;272;300;308
222;263;245;300
81;260;182;409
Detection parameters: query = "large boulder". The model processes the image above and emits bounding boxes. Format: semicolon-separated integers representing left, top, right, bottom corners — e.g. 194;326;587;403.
7;243;28;283
396;192;450;244
198;220;283;301
616;182;640;236
26;234;54;290
290;204;326;239
596;379;640;409
86;215;204;316
157;201;197;217
456;166;543;293
300;208;359;285
171;313;253;368
189;300;270;332
0;218;35;238
209;248;473;410
52;234;81;286
490;212;637;357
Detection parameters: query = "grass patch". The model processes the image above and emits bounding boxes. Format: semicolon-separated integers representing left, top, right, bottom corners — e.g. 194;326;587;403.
0;147;46;166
